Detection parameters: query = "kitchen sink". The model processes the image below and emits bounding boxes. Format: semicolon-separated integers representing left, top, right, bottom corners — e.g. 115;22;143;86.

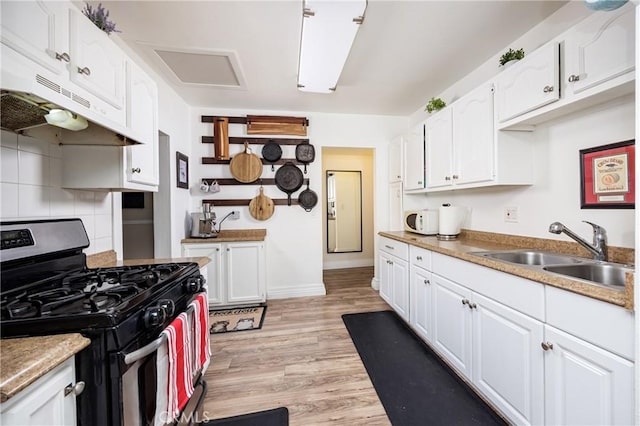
473;250;583;266
543;263;632;288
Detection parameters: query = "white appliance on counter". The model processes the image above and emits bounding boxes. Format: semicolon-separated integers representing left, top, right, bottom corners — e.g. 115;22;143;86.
437;203;467;240
404;209;438;235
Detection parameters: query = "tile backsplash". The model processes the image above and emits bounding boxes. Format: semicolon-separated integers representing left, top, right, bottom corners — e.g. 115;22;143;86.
1;130;114;255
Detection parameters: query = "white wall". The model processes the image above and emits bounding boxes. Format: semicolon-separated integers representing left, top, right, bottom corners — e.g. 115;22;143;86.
190;108;405;298
0;130;114;254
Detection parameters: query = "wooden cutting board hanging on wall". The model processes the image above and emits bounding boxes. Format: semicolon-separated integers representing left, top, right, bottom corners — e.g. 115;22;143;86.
246;115;308;136
249;186;275;220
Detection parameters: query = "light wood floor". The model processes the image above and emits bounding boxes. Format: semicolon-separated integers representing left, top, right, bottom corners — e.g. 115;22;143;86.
202;267;392;425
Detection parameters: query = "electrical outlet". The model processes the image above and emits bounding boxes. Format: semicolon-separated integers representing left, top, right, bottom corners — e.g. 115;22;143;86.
230;211;240;220
504;206;518;223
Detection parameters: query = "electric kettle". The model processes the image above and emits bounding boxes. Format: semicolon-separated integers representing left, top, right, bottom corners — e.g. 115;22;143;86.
437;203;467;240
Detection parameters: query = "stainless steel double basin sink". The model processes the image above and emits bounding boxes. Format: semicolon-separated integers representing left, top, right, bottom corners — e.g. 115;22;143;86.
469;250;633;289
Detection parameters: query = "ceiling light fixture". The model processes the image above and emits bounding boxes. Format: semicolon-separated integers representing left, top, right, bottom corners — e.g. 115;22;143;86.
44;109;89;131
297;0;367;94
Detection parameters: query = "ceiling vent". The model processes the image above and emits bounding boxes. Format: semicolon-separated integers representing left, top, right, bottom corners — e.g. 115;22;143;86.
152;48;246;89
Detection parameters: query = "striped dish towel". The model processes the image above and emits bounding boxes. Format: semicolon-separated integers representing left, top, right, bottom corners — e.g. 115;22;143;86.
190;292;211;373
162;312;194;421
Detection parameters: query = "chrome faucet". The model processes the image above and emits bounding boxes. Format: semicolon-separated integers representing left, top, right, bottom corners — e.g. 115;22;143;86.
548;221;608;261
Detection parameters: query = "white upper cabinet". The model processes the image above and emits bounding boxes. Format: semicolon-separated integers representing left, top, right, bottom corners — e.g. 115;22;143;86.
496;43;560;123
564;4;635;96
69;8;125;113
403;127;425;191
452;83;495;186
0;1;69;75
424;107;453;189
389;135;403;183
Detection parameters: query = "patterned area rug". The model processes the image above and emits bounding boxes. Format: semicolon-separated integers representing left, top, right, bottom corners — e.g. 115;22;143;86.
209;305;267;334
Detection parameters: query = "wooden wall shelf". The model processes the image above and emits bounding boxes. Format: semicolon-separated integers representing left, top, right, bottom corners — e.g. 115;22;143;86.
202;178;309;186
201;115;309;126
202;157;305;166
202;136;309;145
203;199;300;206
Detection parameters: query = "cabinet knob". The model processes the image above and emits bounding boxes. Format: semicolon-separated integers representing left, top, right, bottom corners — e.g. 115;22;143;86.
445;176;451;181
64;381;85;396
452;174;459;179
543;85;554;93
55;52;70;63
461;298;469;305
416;255;422;261
469;302;477;310
77;66;91;76
424;279;430;285
226;248;230;252
541;341;554;351
216;248;220;251
568;74;580;83
417;181;423;185
384;245;394;250
131;167;141;173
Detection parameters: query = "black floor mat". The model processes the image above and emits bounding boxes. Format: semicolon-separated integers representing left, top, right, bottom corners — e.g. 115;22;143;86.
200;407;288;426
342;310;507;426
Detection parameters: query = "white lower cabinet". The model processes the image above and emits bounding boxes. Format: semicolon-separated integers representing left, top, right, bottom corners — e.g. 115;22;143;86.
543;325;634;426
378;239;635;425
378;237;410;321
182;241;266;307
0;357;79;426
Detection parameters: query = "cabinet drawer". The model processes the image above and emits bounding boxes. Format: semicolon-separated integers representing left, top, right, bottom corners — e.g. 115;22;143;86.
546;285;634;361
410;245;432;270
379;236;408;260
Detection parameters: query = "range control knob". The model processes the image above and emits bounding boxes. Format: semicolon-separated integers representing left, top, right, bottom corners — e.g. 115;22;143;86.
158;299;175;318
184;275;205;294
143;306;166;328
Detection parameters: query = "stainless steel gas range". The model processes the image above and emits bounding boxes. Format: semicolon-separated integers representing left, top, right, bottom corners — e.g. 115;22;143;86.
0;219;208;426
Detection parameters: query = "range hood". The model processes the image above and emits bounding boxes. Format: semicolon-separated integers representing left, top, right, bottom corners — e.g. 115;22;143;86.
1;90;141;146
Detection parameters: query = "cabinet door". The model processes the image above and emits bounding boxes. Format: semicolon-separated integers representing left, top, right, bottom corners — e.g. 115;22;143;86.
432;273;472;379
544;325;634;426
425;108;453;189
388;181;403;231
390;257;409;321
472;293;544;425
403;129;425;190
225;242;266;304
378;250;393;305
389;136;403;183
496;43;560;122
126;60;158;186
0;358;77;426
69;9;125;110
0;1;69;75
182;244;223;306
564;4;635;95
453;83;495;186
410;266;432;343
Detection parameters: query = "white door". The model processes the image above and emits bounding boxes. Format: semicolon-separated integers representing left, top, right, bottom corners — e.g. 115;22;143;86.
69;8;125;110
453;83;495;186
410;266;432;343
390;257;409;321
564;4;635;95
496;43;560;122
472;293;544;425
225;242;265;304
543;325;634;426
0;1;69;75
425;108;453;189
378;251;393;305
182;244;223;306
403;130;425;190
432;273;472;379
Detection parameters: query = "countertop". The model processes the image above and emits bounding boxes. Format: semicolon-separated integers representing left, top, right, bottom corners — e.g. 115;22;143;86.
181;228;267;244
379;230;634;310
86;250;210;269
0;334;90;403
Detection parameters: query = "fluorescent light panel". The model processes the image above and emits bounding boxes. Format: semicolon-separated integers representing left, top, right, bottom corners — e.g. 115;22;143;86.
297;0;366;94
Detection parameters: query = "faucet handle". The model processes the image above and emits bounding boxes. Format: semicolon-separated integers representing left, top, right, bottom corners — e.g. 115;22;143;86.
582;220;607;241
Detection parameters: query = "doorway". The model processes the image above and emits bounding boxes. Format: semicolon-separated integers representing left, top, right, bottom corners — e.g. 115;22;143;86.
322;147;374;270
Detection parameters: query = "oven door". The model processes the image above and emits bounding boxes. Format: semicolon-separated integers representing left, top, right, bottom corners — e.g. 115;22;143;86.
121;296;209;426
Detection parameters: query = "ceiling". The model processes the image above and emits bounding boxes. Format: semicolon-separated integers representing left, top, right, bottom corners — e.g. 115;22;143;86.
95;1;567;116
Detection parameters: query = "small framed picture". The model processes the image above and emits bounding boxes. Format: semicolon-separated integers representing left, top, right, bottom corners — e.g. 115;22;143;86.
579;140;635;209
176;152;189;189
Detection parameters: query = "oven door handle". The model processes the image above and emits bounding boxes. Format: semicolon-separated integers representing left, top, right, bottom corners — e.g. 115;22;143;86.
123;304;197;365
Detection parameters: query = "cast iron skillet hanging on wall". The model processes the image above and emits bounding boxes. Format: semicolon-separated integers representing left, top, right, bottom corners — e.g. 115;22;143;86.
261;139;282;171
298;181;318;212
295;143;315;174
275;162;304;205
